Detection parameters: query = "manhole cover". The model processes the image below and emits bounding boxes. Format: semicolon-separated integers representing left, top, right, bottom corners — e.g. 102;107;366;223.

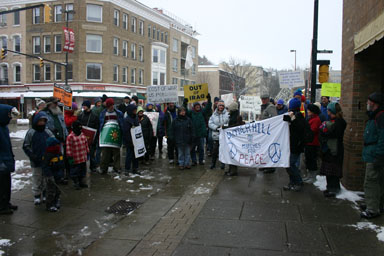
105;200;142;215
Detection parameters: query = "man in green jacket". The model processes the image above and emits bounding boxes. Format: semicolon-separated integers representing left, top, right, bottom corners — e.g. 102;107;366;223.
361;92;384;219
183;94;212;165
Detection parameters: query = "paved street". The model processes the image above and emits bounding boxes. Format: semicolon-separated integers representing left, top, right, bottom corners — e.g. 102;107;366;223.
1;125;384;256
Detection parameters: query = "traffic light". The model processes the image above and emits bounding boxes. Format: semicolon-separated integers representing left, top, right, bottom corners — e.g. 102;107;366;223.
44;4;52;23
39;57;44;68
318;64;329;83
0;48;6;60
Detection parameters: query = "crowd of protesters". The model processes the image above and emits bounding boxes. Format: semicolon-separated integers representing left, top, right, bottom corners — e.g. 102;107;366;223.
0;91;383;220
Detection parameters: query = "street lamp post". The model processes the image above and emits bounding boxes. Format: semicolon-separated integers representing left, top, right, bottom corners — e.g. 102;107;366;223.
290;49;296;71
64;9;75;89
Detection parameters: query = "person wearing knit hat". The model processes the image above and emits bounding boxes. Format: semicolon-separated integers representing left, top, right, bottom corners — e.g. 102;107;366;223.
276;99;288;115
91;98;103;119
137;105;153;165
319;102;346;198
36;99;46;111
117;96;131;115
361;92;384;219
288;98;301;111
99;97;124;174
82;100;91;109
226;101;244;176
64;102;78;134
294;90;302;100
321;96;331;121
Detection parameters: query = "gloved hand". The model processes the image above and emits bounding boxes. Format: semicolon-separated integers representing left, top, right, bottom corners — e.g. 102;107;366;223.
283;115;291;122
68;157;74;166
183;98;189;105
206;93;211;100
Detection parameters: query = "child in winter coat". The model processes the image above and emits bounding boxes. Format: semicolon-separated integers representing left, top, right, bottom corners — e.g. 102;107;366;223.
172;107;194;170
23;112;54;205
66;121;89;190
137;106;153;165
42;137;64;212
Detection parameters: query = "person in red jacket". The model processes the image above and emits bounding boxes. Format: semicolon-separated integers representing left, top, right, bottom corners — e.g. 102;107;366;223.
303;103;322;183
64;102;78;134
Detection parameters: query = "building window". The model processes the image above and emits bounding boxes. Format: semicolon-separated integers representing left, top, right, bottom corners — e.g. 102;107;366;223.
113;9;119;26
139;45;144;62
131;43;136;59
113;65;118;82
67;63;73;80
0;9;7;26
139;69;143;85
33;64;40;81
0;36;6;50
86;34;102;53
86;63;102;81
152;26;156;39
66;4;74;21
13;36;20;52
122;41;128;57
172;58;178;72
14;65;21;83
0;64;8;84
172;38;178;52
55;64;62;80
131;68;135;84
148;25;151;38
160;50;166;64
152;49;158;63
160;72;165;85
87;4;102;23
157;29;160;40
123;13;128;30
161;32;164;42
33;36;40;54
113;38;119;55
172;77;178;85
33;7;40;24
44;64;51;81
131;17;136;33
54;5;63;22
192;46;196;58
13;9;20;25
191;64;196;75
152;71;158;85
122;67;127;83
54;35;61;52
139;20;144;35
44;36;51;53
165;32;168;44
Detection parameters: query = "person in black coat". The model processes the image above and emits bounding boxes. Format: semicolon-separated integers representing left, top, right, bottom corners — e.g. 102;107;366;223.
137;106;153;164
123;104;140;175
118;96;131;115
283;98;306;192
172;107;194;170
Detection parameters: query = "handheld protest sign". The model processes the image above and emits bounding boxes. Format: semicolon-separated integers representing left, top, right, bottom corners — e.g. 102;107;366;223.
183;83;208;103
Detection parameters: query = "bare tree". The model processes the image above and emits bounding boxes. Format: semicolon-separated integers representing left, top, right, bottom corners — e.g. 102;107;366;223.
197;71;211;85
198;55;214;65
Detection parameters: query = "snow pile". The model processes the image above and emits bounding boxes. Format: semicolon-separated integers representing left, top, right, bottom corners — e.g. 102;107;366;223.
193;187;211;195
126;179;134;183
17;119;29;125
350;222;384;242
313;175;363;204
139;184;153;190
12;160;32;192
10;130;28;140
0;239;13;256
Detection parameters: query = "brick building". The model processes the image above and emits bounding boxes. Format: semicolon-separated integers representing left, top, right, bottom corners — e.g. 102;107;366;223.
341;0;384;190
0;0;198;113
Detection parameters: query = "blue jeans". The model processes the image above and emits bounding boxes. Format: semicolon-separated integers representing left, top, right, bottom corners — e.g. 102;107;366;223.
286;153;303;185
125;146;138;171
191;137;205;163
177;145;191;167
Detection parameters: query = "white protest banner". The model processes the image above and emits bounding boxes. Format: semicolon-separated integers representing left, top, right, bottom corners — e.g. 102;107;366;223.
219;115;290;168
147;85;178;104
221;93;234;106
278;71;305;89
144;112;159;137
131;125;146;158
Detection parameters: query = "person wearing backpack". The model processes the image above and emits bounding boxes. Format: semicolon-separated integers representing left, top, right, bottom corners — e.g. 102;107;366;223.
361;92;384;219
283;98;306;191
319;102;347;197
303;104;321;183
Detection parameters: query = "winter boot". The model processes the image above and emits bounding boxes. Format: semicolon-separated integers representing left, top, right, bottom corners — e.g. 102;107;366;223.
47;206;58;212
34;195;42;205
220;163;225;170
8;203;18;211
303;171;317;184
210;157;216;169
79;178;88;188
0;207;13;215
73;178;81;190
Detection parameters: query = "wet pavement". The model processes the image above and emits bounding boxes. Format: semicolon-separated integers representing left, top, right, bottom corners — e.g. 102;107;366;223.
1;123;384;255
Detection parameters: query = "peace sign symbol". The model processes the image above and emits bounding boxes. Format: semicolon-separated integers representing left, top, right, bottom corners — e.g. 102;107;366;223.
268;143;281;163
228;142;237;159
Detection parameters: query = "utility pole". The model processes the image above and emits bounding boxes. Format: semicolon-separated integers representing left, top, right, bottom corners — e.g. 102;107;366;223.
310;0;319;103
290;49;297;71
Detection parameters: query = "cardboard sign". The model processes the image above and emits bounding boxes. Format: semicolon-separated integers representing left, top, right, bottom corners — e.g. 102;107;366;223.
131;125;146;158
219;115;290;168
239;95;261;113
144;112;159;137
183;83;208;103
278;71;305;88
82;126;97;147
321;83;341;97
147;85;178;104
53;84;72;109
221;93;235;107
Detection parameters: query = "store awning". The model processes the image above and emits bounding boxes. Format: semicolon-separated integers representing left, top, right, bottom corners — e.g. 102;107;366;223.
75;92;131;98
137;93;146;100
354;11;384;54
0;91;132;99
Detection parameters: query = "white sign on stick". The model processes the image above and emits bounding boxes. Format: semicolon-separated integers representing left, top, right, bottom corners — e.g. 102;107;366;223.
219;115;290;168
144;112;159;137
278;71;305;88
131;125;147;158
239;95;261;113
221;93;234;106
147;85;178;104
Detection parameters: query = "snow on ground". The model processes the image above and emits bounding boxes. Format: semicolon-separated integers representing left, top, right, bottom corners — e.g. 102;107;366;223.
12;160;32;192
350;222;384;242
0;239;13;256
193;187;211;195
313;175;363;204
17;119;29;125
10;130;28;140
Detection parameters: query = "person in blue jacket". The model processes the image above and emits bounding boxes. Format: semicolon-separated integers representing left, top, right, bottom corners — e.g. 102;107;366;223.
276;99;288;115
0;104;19;214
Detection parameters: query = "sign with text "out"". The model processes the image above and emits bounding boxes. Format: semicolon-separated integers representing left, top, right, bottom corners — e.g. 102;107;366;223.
147;85;178;104
183;83;208;103
219;115;290;168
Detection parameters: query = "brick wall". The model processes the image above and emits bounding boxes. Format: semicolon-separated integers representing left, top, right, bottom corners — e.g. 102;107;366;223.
342;0;384;190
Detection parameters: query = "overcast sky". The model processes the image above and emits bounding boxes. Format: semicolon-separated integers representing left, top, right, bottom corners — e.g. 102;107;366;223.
139;0;343;71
